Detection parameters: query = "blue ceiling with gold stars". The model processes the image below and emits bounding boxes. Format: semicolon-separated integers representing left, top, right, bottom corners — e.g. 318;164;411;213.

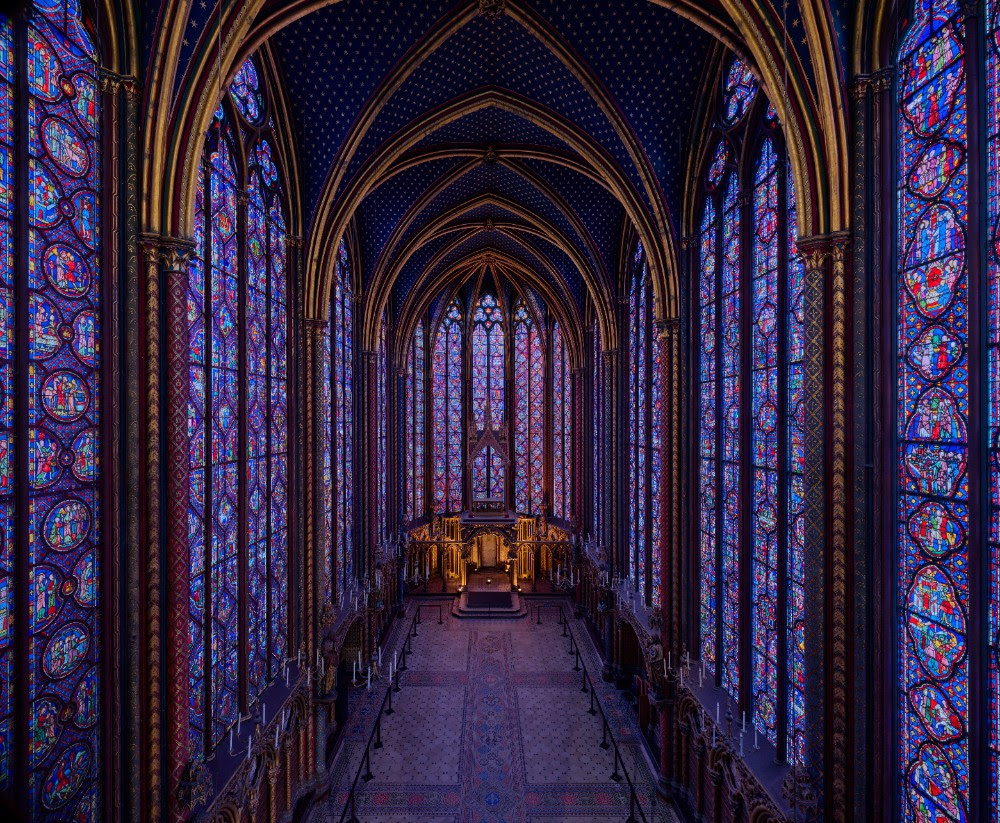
137;0;849;314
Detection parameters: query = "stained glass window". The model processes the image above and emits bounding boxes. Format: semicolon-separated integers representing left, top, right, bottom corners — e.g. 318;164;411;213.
786;172;806;767
514;303;544;515
0;0;103;813
698;196;719;673
327;241;353;595
405;319;426;522
897;2;971;819
719;173;741;703
552;321;570;521
750;139;779;745
592;327;603;540
628;248;650;601
188;73;289;757
433;301;463;513
230;57;264;125
471;294;505;502
377;316;388;538
989;0;1000;812
722;57;758;125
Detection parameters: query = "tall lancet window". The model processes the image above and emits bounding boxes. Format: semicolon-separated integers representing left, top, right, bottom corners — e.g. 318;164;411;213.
188;56;290;756
627;245;663;607
471;294;505;502
377;316;387;538
552;321;570;520
323;241;353;599
695;54;806;764
433;300;463;513
405;319;426;522
0;1;104;812
592;328;604;541
513;302;544;515
895;1;975;819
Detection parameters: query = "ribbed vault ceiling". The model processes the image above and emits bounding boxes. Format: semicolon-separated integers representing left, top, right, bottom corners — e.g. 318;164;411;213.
259;0;721;323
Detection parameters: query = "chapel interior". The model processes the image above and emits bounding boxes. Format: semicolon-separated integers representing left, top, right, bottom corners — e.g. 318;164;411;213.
0;0;985;821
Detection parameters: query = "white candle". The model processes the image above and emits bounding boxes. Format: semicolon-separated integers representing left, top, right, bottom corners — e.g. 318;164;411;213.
262;704;266;725
238;715;242;735
307;667;310;686
715;702;719;723
367;668;371;690
394;651;397;670
229;728;234;754
284;666;289;687
378;646;382;665
698;667;703;688
275;723;279;748
739;733;744;757
247;732;252;760
358;650;362;667
353;660;356;681
742;711;746;732
667;652;671;670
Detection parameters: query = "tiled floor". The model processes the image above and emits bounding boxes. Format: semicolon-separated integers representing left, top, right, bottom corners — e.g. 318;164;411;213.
315;600;677;823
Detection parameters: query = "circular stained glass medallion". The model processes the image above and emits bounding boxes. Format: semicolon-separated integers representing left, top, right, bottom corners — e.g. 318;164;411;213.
44;498;90;551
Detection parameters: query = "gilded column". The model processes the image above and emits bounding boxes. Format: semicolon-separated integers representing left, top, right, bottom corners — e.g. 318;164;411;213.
139;235;164;822
304;319;325;667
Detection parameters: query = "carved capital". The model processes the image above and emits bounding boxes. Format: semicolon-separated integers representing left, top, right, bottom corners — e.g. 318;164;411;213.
848;75;870;102
872;68;893;93
176;756;213;811
236;190;250;207
287;234;304;250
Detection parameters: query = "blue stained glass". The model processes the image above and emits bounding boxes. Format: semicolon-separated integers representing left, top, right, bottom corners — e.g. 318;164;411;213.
21;0;103;811
751;139;779;745
433;301;463;513
331;241;353;594
471;295;505;502
552;322;570;521
897;3;970;820
699;197;718;673
720;174;741;702
407;320;425;522
722;57;758;125
514;303;544;516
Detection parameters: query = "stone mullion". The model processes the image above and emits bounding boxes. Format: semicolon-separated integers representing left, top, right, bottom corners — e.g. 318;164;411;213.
582;325;594;537
849;70;877;822
601;349;618;574
98;71;123;820
286;235;304;648
303;321;324;670
544;315;555;519
364;350;379;642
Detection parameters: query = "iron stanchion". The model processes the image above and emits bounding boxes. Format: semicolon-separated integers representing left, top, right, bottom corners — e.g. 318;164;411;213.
589;687;597;715
562;615;568;637
574;648;581;672
600;719;610;749
581;666;587;692
374;718;382;749
385;687;394;715
393;666;401;693
362;749;373;781
611;748;622;782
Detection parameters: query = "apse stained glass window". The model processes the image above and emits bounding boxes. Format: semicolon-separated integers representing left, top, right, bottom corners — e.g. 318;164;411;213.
896;2;971;819
552;321;570;521
433;301;463;513
514;303;544;515
750;139;779;745
327;241;354;595
188;70;290;756
722;57;758;125
471;295;505;501
0;0;103;813
405;319;426;522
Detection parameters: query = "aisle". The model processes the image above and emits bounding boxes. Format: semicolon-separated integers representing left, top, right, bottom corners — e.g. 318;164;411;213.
317;601;675;823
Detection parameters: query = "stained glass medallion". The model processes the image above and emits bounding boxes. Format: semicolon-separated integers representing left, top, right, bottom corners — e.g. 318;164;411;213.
722;57;758;125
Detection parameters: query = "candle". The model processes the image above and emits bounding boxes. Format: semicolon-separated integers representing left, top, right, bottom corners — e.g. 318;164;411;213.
712;726;716;747
353;660;357;681
739;733;744;757
742;711;746;732
238;715;242;735
229;728;234;755
663;658;667;678
715;703;720;724
246;732;252;760
698;667;703;688
394;651;397;670
275;723;279;748
285;666;289;687
358;650;362;667
667;652;671;670
367;668;371;690
378;646;382;665
262;704;266;725
754;727;758;749
307;667;310;686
